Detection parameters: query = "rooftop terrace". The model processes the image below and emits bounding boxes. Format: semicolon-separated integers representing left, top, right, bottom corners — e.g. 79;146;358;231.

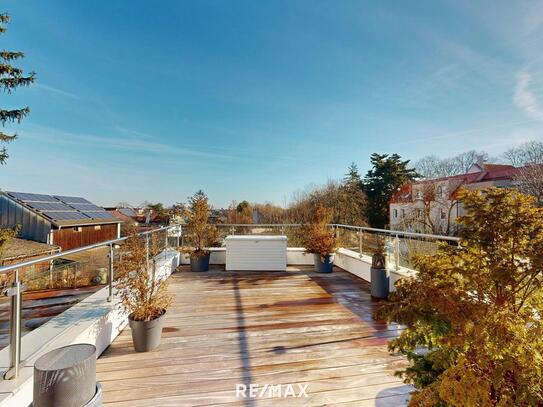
97;265;411;406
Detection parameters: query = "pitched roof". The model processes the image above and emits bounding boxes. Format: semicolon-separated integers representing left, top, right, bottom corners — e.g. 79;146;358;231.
3;191;121;227
390;163;525;203
0;238;60;264
104;208;136;223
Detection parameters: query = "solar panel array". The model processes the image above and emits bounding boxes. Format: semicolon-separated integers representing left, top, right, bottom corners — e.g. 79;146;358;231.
6;191;117;224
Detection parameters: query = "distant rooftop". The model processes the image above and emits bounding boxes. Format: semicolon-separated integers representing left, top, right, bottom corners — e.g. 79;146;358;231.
0;238;60;264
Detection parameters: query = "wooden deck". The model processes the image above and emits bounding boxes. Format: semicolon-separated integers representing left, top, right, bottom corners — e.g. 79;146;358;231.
96;266;411;406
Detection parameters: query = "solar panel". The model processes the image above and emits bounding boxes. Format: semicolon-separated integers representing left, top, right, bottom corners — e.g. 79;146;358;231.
82;211;118;220
42;211;91;221
6;191;119;224
68;203;104;211
119;208;136;217
27;202;71;211
7;192;57;202
54;195;92;204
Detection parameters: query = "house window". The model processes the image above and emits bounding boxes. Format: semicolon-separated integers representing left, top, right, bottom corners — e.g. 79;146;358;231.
437;185;443;198
417;209;424;218
94;225;101;230
440;208;446;220
401;209;405;217
73;227;82;232
393;209;398;218
416;190;422;199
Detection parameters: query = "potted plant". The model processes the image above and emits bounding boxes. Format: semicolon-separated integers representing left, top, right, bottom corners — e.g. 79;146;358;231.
183;190;219;272
299;204;337;273
115;228;172;352
369;234;389;299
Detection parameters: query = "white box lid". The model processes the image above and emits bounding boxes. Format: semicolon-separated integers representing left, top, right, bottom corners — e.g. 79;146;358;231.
224;235;287;241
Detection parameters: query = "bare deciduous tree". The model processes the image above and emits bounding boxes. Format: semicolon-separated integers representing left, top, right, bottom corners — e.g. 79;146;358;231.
515;164;543;206
415;150;488;179
400;181;459;235
503;140;543;166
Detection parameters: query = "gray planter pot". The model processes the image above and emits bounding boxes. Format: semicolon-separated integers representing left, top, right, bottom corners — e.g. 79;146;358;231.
33;343;97;407
190;253;210;272
128;310;166;352
370;254;389;299
313;254;333;273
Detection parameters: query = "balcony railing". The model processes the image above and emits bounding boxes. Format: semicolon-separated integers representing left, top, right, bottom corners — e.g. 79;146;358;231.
0;225;175;380
0;222;458;380
182;223;459;270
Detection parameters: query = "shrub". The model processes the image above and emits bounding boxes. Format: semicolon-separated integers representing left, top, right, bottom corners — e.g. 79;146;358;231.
377;188;543;406
115;228;171;321
299;204;337;257
183;190;219;258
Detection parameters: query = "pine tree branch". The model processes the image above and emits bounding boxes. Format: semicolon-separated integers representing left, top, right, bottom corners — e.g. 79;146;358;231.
0;63;23;76
0;107;30;125
0;146;8;165
0;131;16;143
0;14;9;34
0;51;24;61
0;73;35;92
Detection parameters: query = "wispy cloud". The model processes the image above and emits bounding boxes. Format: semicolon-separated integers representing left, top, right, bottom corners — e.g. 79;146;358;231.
514;69;543;121
22;124;239;160
113;126;153;139
34;83;80;100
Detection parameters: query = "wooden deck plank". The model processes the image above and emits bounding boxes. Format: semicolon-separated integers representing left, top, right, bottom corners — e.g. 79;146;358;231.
97;266;411;406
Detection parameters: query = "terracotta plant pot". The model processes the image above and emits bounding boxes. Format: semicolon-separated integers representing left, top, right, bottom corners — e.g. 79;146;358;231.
190;253;211;272
314;254;333;273
128;310;166;352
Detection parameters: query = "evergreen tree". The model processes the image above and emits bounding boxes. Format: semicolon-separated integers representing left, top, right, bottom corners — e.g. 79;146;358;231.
0;12;35;164
343;162;362;190
339;162;367;225
363;153;418;228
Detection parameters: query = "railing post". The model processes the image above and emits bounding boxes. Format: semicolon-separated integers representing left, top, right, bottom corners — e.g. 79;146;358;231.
108;243;114;302
146;234;150;269
48;260;53;289
4;269;26;380
280;225;285;235
394;235;400;271
358;230;363;254
230;226;235;235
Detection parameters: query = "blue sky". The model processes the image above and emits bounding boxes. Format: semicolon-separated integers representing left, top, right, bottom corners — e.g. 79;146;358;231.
1;1;543;207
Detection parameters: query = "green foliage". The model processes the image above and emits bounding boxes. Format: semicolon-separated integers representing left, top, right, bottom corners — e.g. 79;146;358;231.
340;162;367;225
182;190;218;257
0;12;35;164
377;188;543;406
298;204;337;257
236;200;251;213
363;153;418;228
146;202;167;217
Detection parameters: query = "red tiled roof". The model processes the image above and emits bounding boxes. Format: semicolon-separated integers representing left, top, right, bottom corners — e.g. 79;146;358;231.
390;163;530;203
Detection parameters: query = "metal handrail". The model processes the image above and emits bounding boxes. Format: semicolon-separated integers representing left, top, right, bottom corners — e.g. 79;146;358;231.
329;224;460;242
1;225;175;380
216;223;301;227
0;226;175;275
213;223;460;242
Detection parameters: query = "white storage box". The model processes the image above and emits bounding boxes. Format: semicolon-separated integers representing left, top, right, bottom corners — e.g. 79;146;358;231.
225;235;287;271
